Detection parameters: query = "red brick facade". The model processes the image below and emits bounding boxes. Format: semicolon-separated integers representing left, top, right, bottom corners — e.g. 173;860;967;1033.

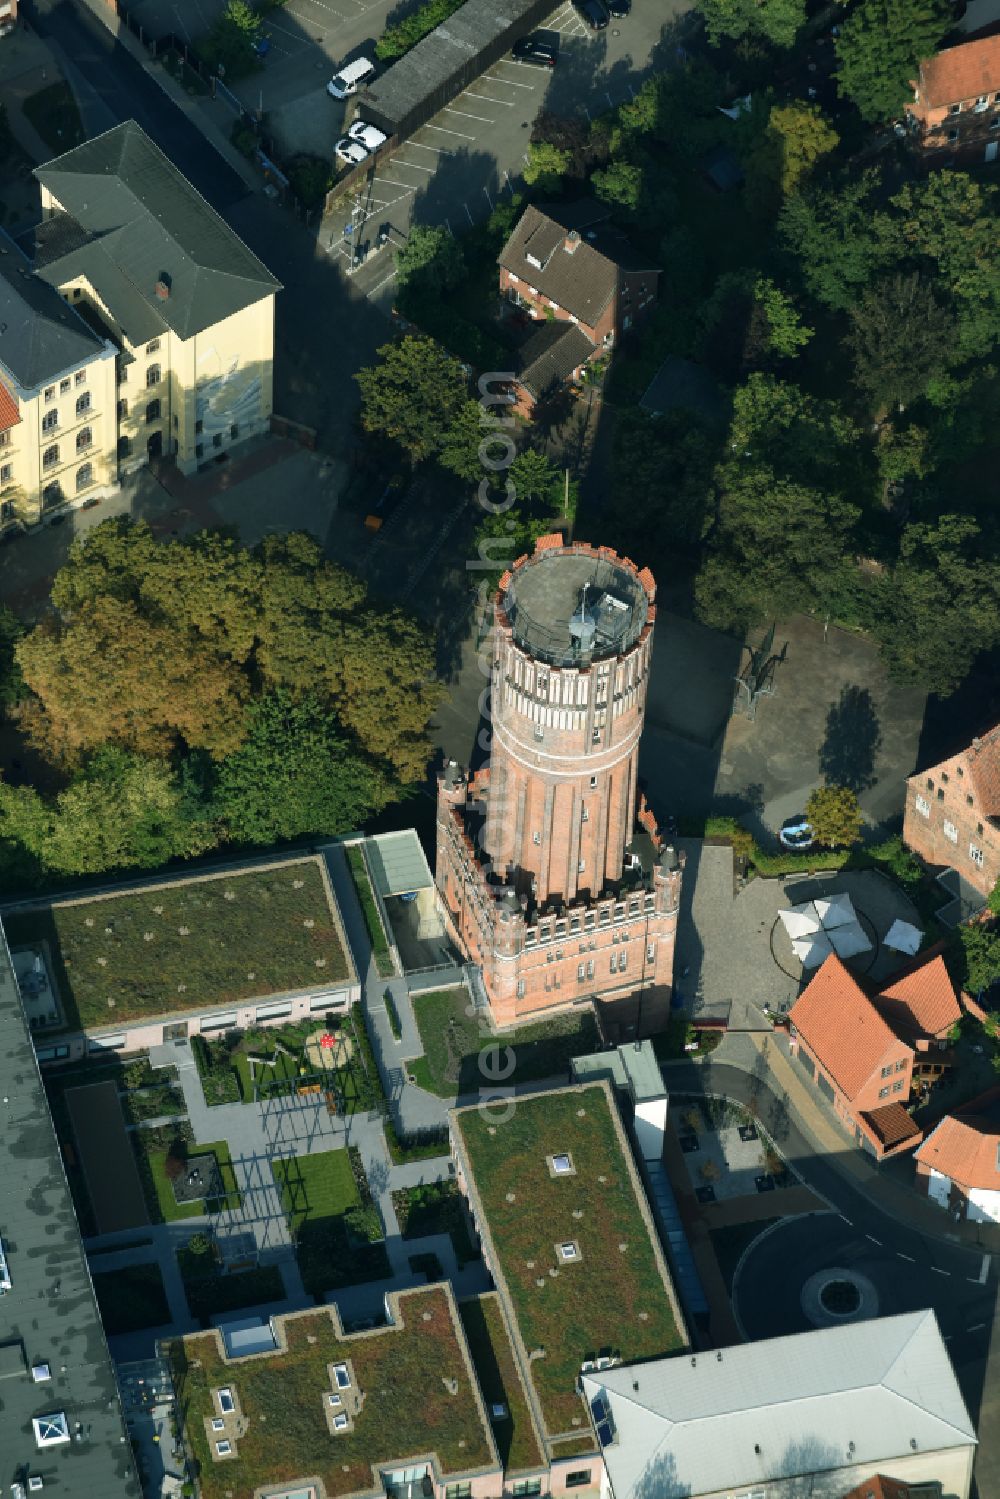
435;536;681;1032
499;264;656;351
903;728;1000;903
905;36;1000;165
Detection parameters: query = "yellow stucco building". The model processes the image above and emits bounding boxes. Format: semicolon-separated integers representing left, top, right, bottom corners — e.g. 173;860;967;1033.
0;121;280;531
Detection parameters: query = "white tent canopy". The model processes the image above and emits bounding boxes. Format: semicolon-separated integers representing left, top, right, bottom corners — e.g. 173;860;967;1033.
779;893;872;970
884;918;923;955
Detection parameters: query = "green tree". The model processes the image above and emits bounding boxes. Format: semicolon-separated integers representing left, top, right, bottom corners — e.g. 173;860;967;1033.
438;400;491;484
697;0;806;49
872;515;1000;693
836;0;950;123
846;274;957;413
0;748;216;876
510;449;561;507
778;170;888;313
726;374;862;495
355;336;468;466
988;879;1000;917
957;924;1000;996
395;225;466;298
214;691;392;845
591;160;644;213
805;784;864;848
609;409;716;559
523;141;571;194
0;606;25;707
198;0;261;79
746;102;838;210
700;275;812;377
694;467;860;629
876;423;929;503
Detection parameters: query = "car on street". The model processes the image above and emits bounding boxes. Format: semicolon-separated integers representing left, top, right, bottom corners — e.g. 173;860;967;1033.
511;35;557;66
335;137;369;166
608;0;630;14
348;120;388;152
574;0;609;28
778;815;815;851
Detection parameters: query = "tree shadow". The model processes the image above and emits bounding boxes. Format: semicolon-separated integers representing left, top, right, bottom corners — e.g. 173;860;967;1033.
819;684;882;793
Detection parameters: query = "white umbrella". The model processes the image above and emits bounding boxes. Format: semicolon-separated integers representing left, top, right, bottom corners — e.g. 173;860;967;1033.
813;891;855;930
828;921;872;960
884;918;922;955
779;904;821;939
792;930;835;968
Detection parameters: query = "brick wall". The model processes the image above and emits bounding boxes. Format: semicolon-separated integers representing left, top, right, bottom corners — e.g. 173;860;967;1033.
903;751;999;900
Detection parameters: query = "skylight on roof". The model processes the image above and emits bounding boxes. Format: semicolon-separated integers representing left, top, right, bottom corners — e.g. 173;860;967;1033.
217;1387;235;1413
334;1362;351;1389
0;1236;11;1293
551;1153;573;1175
31;1363;51;1383
32;1412;70;1448
333;1413;349;1430
558;1241;580;1261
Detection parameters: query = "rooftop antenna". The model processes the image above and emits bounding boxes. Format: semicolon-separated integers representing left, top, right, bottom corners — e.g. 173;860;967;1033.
569;582;596;655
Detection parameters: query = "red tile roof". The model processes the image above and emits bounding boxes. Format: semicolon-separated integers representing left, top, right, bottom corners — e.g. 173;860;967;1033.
874;952;962;1041
919;34;1000;106
840;1475;916;1499
965;723;1000;816
915;1113;1000;1191
790;958;905;1101
857;1103;922;1154
0;380;20;434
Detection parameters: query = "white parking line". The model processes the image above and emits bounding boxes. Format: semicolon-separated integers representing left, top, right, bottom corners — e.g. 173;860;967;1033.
444;106;494;123
463;91;517;106
406;141;454;155
865;1234;881;1245
388;160;435;173
424;123;475;140
930;1266;949;1276
486;67;538;88
897;1252;915;1261
969;1323;987;1333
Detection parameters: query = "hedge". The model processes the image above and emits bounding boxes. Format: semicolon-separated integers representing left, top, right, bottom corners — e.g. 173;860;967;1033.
375;0;465;60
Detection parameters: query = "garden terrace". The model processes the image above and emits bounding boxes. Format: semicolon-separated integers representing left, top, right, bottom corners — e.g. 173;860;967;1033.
168;1289;498;1499
451;1083;687;1442
2;857;352;1032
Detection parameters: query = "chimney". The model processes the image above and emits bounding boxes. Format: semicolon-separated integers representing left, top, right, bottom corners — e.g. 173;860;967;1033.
154;273;172;301
564;230;581;254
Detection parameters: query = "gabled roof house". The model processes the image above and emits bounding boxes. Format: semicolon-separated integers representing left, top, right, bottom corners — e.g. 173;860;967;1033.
906;34;1000;163
788;950;961;1160
903;722;1000;917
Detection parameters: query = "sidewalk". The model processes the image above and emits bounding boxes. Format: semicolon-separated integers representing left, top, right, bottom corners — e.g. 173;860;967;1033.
752;1031;1000;1253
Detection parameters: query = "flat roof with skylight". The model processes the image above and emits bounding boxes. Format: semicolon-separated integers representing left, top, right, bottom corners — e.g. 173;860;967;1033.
0;925;139;1497
167;1287;498;1499
1;855;354;1034
451;1082;687;1450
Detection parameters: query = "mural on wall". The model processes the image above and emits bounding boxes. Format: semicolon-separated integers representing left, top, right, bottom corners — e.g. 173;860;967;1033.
195;347;262;439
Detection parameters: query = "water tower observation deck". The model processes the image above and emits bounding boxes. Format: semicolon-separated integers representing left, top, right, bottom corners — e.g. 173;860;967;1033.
500;544;651;668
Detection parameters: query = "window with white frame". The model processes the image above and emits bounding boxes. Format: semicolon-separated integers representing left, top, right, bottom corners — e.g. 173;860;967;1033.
0;463;11;483
970;844;984;867
943;819;958;843
44;386;55;403
75;369;87;386
211;1418;225;1432
558;1240;580;1262
33;1413;70;1448
42;408;58;432
76;391;91;416
333;1413;349;1430
216;1440;232;1456
914;793;930;818
550;1152;573;1175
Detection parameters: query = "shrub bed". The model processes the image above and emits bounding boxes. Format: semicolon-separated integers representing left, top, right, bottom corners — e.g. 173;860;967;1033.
384;989;403;1040
375;0;465;59
346;847;394;978
383;1117;450;1164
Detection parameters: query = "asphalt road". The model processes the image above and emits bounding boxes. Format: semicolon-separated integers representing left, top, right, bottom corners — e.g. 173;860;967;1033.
669;1049;998;1497
26;0;248;210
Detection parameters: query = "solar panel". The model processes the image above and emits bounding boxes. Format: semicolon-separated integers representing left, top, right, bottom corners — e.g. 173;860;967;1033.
596;1421;614;1448
591;1396;607;1424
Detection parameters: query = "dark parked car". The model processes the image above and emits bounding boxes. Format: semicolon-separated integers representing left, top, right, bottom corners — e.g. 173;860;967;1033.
608;0;630;15
511;34;557;65
574;0;609;28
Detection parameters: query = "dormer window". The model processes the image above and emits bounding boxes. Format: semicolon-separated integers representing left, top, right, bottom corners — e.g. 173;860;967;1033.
526;253;542;269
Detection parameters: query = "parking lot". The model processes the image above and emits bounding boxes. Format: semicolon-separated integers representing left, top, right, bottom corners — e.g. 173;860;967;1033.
321;0;688;304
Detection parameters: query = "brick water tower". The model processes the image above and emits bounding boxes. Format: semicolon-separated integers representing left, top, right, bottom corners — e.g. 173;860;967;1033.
436;535;683;1033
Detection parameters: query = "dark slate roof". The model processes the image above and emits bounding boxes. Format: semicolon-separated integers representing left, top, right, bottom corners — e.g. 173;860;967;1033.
33;122;280;341
516;321;595;397
639;355;728;425
0;230;105;390
0;924;140;1499
499;202;657;328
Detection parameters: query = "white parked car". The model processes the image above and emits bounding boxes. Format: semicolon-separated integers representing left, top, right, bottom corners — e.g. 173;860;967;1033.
335;137;369;166
348;120;387;152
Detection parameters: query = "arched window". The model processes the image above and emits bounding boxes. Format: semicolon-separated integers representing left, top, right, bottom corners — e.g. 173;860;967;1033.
42;481;63;507
76;427;92;452
75;391;91;416
76;462;94;492
42;444;59;470
146;364;161;387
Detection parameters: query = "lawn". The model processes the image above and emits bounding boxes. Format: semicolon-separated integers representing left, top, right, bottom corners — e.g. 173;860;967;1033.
453;1086;685;1436
409;989;598;1097
271;1147;389;1297
21;82;84;154
346;846;394;978
458;1294;544;1474
3;858;349;1031
169;1290;494;1499
391;1180;478;1265
177;1238;285;1325
92;1262;171;1335
131;1124;241;1224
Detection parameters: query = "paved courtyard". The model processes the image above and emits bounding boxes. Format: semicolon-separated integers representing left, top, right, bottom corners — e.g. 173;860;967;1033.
669;1101;773;1202
674;849;926;1030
